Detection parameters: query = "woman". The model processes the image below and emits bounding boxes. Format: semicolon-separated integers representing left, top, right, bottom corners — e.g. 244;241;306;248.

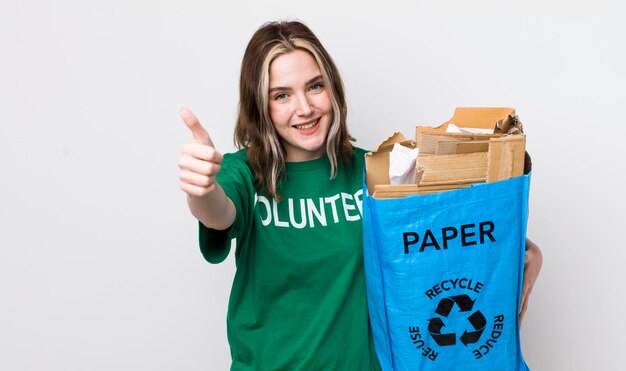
178;20;542;370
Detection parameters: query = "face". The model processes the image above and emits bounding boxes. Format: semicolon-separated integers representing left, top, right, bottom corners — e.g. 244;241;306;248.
268;49;332;162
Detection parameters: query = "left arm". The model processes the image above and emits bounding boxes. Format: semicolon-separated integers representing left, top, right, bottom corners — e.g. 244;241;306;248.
520;238;543;324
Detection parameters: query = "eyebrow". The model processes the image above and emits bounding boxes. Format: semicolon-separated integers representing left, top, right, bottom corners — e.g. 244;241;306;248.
268;75;323;93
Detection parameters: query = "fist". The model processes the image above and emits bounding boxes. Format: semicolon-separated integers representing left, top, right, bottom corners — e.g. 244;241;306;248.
178;108;224;197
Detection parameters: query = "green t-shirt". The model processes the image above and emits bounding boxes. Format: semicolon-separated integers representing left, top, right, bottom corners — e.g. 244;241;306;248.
199;148;381;371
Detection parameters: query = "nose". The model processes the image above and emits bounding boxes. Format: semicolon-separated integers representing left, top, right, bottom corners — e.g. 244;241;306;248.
295;93;313;117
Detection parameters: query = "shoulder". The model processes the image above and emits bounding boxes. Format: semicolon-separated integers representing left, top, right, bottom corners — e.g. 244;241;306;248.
351;147;368;167
221;149;253;172
354;147;369;157
333;146;367;178
218;149;254;185
223;148;249;163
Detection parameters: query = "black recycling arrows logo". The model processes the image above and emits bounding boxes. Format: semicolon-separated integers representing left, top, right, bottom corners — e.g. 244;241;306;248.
428;294;486;347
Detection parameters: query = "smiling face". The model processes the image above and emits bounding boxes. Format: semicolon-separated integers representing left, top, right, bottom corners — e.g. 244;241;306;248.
268;49;332;162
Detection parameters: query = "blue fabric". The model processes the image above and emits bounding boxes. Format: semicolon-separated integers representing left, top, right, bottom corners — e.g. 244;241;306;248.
363;174;531;371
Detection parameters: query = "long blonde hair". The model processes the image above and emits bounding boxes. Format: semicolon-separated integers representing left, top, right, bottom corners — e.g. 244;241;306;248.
234;21;354;200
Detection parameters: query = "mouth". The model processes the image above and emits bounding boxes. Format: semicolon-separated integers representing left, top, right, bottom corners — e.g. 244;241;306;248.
293;118;320;132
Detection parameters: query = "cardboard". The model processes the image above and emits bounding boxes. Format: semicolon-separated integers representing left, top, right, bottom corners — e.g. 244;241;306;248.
364;132;416;192
415;107;516;146
416;152;488;183
365;107;527;199
372;184;419;199
486;135;526;183
419;133;498;155
448;141;490;155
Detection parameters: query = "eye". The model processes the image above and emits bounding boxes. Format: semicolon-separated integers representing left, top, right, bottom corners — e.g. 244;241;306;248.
273;92;289;101
309;82;324;91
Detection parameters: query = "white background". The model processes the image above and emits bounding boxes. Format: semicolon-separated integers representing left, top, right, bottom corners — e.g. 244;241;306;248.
1;1;624;370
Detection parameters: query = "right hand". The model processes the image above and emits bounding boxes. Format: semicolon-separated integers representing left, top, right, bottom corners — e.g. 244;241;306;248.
178;108;224;197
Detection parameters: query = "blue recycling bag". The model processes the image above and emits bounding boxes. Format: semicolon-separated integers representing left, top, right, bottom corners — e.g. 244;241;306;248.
363;174;531;371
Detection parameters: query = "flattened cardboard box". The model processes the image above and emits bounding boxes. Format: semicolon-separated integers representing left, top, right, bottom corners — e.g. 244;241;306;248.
366;107;527;198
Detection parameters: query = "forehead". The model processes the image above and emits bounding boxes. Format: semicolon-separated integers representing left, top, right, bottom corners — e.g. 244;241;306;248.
269;49;321;87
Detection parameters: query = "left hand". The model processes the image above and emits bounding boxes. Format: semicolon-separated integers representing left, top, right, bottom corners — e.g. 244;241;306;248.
520;238;543;325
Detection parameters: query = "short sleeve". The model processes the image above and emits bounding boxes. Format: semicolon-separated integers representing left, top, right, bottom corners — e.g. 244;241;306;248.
198;150;254;264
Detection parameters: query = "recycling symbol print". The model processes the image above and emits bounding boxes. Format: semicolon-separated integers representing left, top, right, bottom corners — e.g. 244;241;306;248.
428;294;486;346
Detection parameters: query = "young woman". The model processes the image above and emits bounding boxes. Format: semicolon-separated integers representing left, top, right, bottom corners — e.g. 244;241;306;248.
178;20;542;370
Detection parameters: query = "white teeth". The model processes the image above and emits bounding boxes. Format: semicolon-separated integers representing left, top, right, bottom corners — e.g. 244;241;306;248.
295;119;318;130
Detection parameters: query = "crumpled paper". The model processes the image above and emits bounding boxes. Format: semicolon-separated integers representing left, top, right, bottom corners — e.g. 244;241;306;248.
446;123;494;134
389;143;419;185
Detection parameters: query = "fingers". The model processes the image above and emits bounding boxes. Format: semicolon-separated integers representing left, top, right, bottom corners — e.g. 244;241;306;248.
519;296;529;325
182;142;223;164
519;276;532;326
180;181;217;197
180;107;214;147
519;245;542;326
178;108;223;197
178;149;222;196
179;168;219;187
178;157;221;184
179;162;221;197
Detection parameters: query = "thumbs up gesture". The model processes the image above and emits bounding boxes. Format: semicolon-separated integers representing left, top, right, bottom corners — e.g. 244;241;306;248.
178;108;224;197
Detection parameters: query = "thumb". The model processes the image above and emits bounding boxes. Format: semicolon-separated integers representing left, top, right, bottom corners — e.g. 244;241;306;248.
180;107;214;147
